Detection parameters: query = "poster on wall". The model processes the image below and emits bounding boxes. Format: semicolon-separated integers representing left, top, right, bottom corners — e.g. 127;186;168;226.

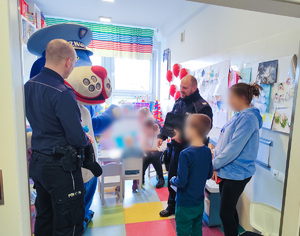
252;84;271;113
272;108;292;134
239;68;252;84
193;60;230;128
256;59;278;84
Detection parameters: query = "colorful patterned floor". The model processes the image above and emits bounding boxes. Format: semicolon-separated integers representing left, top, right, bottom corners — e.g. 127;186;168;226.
84;171;227;236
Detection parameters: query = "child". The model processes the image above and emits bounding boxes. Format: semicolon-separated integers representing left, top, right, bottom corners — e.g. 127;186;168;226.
170;114;213;236
121;136;144;192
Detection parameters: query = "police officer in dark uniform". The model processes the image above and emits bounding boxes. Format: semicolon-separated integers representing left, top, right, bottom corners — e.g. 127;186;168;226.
158;75;213;217
25;39;90;236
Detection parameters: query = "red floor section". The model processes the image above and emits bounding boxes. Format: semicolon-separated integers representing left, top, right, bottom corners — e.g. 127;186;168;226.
155;186;169;201
125;219;176;236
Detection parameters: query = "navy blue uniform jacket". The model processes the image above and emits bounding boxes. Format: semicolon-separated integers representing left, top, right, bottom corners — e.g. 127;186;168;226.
25;67;89;155
158;89;213;141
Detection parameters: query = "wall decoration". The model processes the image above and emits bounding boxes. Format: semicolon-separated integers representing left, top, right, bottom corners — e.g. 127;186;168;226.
173;64;180;77
239;68;252;84
252;84;271;113
180;68;188;79
228;70;239;87
174;91;181;100
193;60;230;128
256;59;278;84
272;108;292;134
170;84;177;97
166;70;173;82
262;113;275;129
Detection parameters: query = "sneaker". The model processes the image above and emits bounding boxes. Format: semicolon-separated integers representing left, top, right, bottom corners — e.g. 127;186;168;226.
156;178;165;189
159;209;175;217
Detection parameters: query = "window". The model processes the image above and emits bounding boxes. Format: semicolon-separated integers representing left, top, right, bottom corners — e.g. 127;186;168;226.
114;58;151;92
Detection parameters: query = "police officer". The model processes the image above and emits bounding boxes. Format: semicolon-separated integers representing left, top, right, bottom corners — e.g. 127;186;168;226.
25;39;90;236
158;75;213;217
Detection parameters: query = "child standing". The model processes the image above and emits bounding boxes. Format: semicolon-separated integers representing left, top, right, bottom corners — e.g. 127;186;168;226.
170;114;213;236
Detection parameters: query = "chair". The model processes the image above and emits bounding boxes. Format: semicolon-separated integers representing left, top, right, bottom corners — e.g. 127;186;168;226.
241;202;281;236
98;162;123;205
123;157;143;195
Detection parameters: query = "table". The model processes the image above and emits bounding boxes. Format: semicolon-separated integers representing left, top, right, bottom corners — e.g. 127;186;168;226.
98;149;122;162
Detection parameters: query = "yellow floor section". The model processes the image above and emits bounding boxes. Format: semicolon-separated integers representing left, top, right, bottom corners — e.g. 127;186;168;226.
123;201;165;224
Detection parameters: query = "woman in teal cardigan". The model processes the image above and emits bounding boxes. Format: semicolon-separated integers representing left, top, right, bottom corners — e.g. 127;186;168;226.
213;83;263;236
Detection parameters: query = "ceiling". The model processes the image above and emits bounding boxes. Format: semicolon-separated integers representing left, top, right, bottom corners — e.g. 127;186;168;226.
27;0;203;33
188;0;300;18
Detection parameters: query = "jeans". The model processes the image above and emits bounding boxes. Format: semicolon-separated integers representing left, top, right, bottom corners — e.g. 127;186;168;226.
30;152;85;236
219;177;251;236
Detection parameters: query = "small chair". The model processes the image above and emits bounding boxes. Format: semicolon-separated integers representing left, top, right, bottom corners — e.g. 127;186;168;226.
241;202;281;236
98;162;123;205
123;157;143;195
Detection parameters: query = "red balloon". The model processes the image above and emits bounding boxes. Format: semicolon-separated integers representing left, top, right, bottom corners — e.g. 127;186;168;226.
174;91;181;100
173;64;180;77
169;84;177;97
180;68;188;79
166;70;173;82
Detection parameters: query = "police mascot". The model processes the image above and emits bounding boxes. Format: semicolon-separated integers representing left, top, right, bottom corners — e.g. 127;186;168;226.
27;23;120;230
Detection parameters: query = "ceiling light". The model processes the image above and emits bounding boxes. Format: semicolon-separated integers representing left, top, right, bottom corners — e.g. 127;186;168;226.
99;17;112;23
102;0;115;2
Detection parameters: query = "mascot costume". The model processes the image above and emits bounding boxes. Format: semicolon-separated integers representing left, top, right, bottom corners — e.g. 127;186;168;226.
27;23;120;230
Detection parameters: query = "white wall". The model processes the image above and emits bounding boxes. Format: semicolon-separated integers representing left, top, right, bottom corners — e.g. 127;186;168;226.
160;4;300;231
0;0;31;235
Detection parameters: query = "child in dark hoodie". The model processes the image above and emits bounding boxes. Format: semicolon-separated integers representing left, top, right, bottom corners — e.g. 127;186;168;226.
170;114;213;236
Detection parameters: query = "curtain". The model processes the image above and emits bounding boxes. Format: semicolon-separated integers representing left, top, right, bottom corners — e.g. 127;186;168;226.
45;17;154;60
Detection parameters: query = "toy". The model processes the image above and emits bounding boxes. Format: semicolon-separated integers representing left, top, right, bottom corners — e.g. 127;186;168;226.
27;23;120;230
152;100;164;125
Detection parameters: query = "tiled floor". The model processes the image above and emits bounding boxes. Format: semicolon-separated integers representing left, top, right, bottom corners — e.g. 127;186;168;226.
84;171;227;236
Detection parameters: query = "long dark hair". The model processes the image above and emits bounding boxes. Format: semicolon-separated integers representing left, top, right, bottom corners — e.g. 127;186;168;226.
230;83;262;105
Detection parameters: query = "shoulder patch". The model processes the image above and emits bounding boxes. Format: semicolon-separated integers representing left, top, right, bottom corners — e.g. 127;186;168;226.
202;102;207;105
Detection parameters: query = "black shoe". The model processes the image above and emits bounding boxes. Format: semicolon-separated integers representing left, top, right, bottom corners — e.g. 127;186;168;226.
159;209;175;217
156;178;165;189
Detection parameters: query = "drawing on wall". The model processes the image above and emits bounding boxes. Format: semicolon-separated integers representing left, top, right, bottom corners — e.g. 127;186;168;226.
252;84;271;113
193;60;230;128
239;68;252;84
272;108;292;134
228;70;239;88
256;59;278;84
262;113;275;129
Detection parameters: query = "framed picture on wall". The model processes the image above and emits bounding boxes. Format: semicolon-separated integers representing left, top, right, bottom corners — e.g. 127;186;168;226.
256;59;278;84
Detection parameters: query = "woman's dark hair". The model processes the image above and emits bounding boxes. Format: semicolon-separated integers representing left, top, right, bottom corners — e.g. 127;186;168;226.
230;83;262;105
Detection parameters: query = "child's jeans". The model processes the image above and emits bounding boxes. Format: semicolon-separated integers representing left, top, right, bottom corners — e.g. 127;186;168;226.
175;202;204;236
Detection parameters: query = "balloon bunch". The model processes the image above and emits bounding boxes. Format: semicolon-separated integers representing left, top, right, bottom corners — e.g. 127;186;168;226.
166;63;189;100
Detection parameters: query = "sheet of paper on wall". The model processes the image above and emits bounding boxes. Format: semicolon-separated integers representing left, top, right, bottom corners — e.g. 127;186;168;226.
262;112;275;129
256;59;278;84
193;60;230;128
240;68;252;84
252;84;271;113
271;108;292;134
228;70;239;88
209;95;227;128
